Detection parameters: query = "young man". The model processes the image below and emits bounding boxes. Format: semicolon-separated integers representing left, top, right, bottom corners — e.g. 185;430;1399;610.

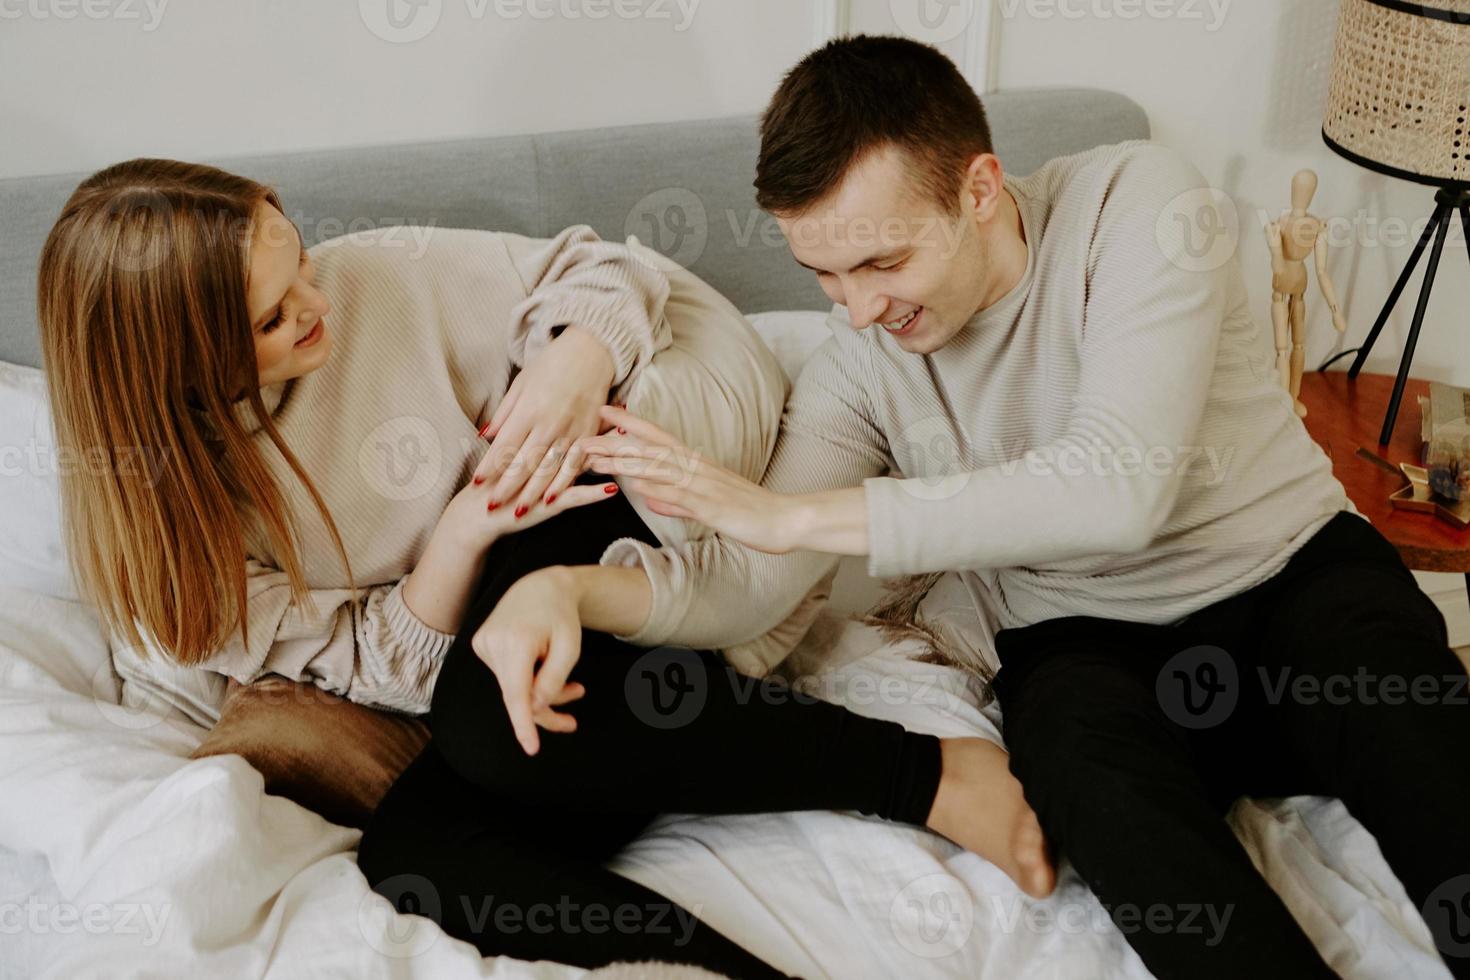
478;35;1470;979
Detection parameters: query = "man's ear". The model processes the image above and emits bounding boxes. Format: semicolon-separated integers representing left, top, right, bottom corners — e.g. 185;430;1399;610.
962;153;1005;223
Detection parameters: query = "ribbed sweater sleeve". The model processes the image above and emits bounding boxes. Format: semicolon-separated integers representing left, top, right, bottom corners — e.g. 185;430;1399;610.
864;144;1230;576
190;559;455;715
502;225;673;389
599;335;890;658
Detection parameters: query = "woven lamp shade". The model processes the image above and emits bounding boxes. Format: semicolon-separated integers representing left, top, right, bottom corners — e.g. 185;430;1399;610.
1323;0;1470;187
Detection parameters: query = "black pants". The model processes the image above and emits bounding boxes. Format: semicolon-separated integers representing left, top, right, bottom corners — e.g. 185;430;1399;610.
357;477;943;978
993;510;1470;980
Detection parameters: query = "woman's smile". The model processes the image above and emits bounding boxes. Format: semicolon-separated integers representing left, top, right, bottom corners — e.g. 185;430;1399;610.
294;319;325;348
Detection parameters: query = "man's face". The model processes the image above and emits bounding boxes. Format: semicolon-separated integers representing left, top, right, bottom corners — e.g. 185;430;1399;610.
776;145;1001;355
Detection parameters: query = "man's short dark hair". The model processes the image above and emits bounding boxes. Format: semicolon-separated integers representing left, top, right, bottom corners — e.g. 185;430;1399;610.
755;34;994;216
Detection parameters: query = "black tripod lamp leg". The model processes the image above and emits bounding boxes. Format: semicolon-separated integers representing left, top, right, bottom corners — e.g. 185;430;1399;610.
1349;203;1447;378
1378;206;1454;445
1462;205;1470;275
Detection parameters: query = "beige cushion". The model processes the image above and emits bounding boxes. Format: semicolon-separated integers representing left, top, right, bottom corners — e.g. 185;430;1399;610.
189;674;428;829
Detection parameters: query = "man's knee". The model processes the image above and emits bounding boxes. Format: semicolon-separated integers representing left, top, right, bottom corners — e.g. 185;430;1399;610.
1270;563;1449;661
1265;565;1464;730
1002;655;1184;805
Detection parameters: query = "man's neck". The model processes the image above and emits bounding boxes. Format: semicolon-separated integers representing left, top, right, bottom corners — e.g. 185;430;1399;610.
974;188;1028;314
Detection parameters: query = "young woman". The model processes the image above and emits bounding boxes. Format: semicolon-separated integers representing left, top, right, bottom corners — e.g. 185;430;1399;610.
38;159;1052;978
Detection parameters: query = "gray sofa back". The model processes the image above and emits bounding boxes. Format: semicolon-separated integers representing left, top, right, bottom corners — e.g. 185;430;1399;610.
0;88;1148;368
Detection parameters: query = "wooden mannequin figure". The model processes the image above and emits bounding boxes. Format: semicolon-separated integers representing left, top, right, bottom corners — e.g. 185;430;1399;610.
1266;169;1347;418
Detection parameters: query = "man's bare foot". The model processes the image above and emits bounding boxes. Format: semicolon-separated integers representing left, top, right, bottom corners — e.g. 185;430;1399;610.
925;738;1057;899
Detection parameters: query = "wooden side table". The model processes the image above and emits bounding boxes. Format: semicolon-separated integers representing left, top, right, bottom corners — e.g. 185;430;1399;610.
1299;370;1470;605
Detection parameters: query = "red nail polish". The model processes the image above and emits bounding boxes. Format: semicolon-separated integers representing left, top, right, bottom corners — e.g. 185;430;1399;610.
617;427;626;434
487;501;500;511
604;484;618;495
477;422;491;439
473;476;484;485
514;505;528;518
545;494;557;505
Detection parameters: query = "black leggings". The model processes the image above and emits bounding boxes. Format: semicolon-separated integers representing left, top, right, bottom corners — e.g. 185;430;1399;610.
993;510;1470;980
356;477;943;978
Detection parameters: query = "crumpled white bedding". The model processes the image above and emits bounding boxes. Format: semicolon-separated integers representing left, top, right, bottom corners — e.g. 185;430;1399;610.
0;585;1452;979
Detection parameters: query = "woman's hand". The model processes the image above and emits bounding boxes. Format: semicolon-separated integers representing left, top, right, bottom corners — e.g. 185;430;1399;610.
569;405;803;555
470;566;587;756
437;471;621;555
404;440;618;654
472;325;618;516
441;434;621;554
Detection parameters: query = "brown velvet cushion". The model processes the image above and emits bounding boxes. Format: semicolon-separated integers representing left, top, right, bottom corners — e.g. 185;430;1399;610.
189;675;430;829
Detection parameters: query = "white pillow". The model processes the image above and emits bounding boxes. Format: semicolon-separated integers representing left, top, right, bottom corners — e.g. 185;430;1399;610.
0;360;79;600
744;309;834;384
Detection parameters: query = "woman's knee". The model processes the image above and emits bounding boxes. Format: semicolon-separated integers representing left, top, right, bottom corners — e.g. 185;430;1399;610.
357;753;442;887
429;656;598;800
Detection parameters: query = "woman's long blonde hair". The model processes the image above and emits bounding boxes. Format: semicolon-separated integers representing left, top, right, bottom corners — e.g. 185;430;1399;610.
37;158;354;665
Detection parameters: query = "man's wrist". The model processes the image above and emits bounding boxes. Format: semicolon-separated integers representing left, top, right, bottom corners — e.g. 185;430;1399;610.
557;563;654;637
781;487;871;556
779;493;817;554
538;564;578;597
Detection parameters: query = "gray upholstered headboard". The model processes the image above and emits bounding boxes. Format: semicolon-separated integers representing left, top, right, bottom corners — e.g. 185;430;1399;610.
0;87;1148;369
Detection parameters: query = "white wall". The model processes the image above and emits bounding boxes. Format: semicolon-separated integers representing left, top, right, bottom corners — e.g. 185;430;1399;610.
0;0;828;179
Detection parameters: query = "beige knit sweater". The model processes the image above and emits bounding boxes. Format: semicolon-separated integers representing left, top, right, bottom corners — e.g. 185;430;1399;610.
599;141;1355;677
111;225;796;724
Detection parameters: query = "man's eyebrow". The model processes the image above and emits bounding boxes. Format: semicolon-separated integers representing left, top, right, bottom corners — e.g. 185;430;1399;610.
251;224;305;331
791;248;909;275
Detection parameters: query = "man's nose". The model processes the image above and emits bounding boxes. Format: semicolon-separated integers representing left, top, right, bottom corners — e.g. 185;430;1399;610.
847;287;886;331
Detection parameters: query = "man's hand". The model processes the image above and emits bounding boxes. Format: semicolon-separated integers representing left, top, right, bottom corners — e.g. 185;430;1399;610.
473;325;617;516
470;566;588;756
569;405;804;555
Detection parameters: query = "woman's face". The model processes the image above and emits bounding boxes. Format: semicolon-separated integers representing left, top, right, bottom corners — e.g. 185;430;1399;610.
246;200;333;387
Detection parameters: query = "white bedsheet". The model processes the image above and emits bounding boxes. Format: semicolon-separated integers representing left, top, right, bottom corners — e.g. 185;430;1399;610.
0;585;1452;979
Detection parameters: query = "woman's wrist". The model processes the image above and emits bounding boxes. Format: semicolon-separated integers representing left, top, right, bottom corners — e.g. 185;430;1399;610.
555;325;618;392
403;527;487;633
